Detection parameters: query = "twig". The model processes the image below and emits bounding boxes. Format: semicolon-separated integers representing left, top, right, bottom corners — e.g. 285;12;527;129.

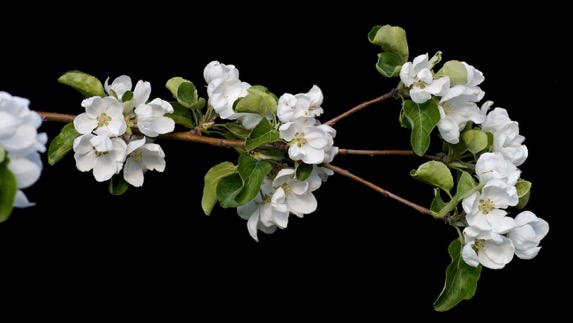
323;163;434;216
325;88;397;126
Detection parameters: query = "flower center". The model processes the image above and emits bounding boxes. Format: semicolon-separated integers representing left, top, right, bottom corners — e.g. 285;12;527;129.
478;198;495;214
473;239;486;252
441;102;453;114
97;113;112;127
130;150;143;162
294;132;307;147
94;150;109;157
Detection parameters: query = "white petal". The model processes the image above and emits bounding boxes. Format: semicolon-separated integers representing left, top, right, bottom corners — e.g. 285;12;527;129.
487;211;516;234
426;77;450;97
13;190;35;208
246;212;261;242
410;87;431;104
286;191;317;215
133;80;151;106
124;157;144;187
92;155;117;182
73;113;97;135
462;242;480;267
7;156;42;189
74;150;97;172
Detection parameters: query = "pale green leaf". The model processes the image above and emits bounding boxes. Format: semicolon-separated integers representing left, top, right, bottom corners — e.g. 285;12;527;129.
166;102;195;129
375;52;405;78
368;24;409;59
515;179;532;209
202;162;237;215
411;160;454;193
456;171;477;197
47;122;81;165
0;158;17;223
235;154;272;205
177;82;198;108
58;70;106;98
436;60;468;86
461;129;488;154
166;77;190;98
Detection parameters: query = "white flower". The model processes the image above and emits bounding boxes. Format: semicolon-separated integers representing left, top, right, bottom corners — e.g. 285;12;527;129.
0;91;47;208
272;168;318;217
508;211;549;259
123;137;166;187
74;96;127;137
237;178;284;242
492;121;528;166
277;85;324;123
462;179;518;232
203;61;239;84
399;54;450;104
134;98;175;137
462;62;485;101
73;134;127;182
437;85;485;144
462;226;515;269
475;152;521;186
208;78;252;118
105;75;132;100
279;117;335;164
480;105;511;133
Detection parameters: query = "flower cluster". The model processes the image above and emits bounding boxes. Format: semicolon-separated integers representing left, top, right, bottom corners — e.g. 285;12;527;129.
203;61;338;241
400;54;549;269
0;91;47;208
72;76;174;187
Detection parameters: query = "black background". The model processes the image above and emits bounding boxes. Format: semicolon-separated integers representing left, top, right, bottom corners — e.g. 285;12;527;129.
1;5;565;320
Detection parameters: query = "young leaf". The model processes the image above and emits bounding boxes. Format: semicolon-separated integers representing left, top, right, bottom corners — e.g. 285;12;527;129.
235;154;272;205
430;188;447;213
456;171;477;197
109;174;130;196
177;82;199;108
436;60;468;86
368;24;409;59
235;85;278;116
47;122;81;165
0;158;17;223
410;160;454;193
461;129;488;154
166;102;195;129
375;52;406;78
296;163;313;182
245;118;280;150
434;239;482;312
402;99;440;156
166;77;190;98
515;179;532;209
58;70;106;98
202;162;237;215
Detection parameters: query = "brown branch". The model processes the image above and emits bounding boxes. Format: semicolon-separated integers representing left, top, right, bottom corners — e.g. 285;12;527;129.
323;163;433;216
325;88;397;126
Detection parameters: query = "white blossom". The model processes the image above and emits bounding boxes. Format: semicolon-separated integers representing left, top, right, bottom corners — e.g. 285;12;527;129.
279;117;336;164
508;211;549;259
272;168;318;217
277;85;324;123
237;178;283;242
73;134;127;182
400;54;450;104
74;96;127;137
203;61;240;85
123;137;166;187
462;226;515;269
480;104;528;166
134;98;175;137
462;62;485;101
0;91;47;208
462;179;518;232
437;85;485;144
105;75;132;100
475;152;521;186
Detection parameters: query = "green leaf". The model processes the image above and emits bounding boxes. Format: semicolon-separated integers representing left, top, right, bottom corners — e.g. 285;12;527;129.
515;179;532;209
456;171;477;197
166;102;195;129
296;163;313;181
187;97;206;110
461;129;488;154
235;154;272;205
0;146;5;163
202;162;237;215
216;173;244;208
410;160;454;193
47;122;81;165
177;82;199;108
219;123;252;139
166;77;190;98
245;118;280;150
434;239;482;312
436;60;468;86
403;99;440;156
375;52;406;78
122;91;134;103
58;70;106;98
235;85;278;116
430;188;447;213
109;174;130;196
368;24;409;59
0;158;17;223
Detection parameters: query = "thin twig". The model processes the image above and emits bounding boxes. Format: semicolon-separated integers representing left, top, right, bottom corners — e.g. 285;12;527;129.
323;163;433;216
325;88;397;126
337;148;442;161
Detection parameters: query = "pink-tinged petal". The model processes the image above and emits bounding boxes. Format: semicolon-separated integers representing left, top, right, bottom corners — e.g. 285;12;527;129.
124;157;144;187
286;191;317;215
73;113;97;135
